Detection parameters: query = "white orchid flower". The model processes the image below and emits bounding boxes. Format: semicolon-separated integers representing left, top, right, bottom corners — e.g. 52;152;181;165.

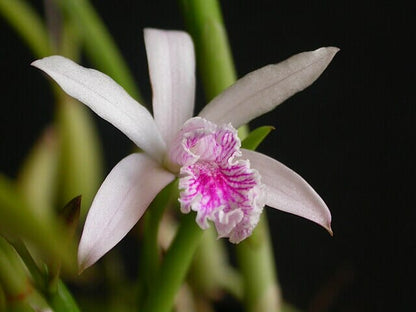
32;28;338;271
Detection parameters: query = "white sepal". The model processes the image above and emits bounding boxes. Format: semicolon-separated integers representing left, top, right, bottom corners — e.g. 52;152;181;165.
242;149;332;234
200;47;339;128
78;153;174;271
32;56;166;162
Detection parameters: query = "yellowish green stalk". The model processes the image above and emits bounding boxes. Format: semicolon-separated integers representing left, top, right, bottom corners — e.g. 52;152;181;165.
179;0;236;101
236;213;282;311
180;1;282;311
141;180;178;293
179;0;245;301
141;214;204;312
0;0;52;57
189;228;243;299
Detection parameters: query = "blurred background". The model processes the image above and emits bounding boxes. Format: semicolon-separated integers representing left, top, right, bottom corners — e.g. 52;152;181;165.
0;0;412;311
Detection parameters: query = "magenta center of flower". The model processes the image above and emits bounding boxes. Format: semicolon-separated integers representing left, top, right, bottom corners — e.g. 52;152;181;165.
168;117;264;243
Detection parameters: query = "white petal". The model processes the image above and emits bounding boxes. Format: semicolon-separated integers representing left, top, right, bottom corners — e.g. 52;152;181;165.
242;149;332;234
144;28;195;145
199;47;339;128
78;153;174;271
31;56;166;162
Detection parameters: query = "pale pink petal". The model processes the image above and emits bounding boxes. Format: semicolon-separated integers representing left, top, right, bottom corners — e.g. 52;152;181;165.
168;117;235;168
241;149;332;234
199;47;339;128
144;28;195;145
31;56;166;162
78;153;175;271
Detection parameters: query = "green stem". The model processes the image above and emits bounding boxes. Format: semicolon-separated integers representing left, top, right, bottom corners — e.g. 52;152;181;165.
180;0;281;311
189;227;243;299
59;16;82;59
236;213;282;311
179;0;236;101
0;0;52;57
0;237;52;311
141;214;204;312
9;238;80;311
141;181;177;292
179;1;245;300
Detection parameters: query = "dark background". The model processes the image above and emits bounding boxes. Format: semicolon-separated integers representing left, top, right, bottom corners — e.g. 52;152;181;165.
0;1;413;311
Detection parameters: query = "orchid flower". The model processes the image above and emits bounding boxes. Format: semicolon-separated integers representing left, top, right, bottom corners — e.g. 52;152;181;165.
32;28;338;271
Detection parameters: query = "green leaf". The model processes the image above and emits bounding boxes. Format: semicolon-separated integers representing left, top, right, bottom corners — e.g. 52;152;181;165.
47;196;81;289
241;126;274;150
0;236;28;297
48;279;80;312
189;227;243;299
0;236;53;311
9;239;48;292
56;95;103;219
17;127;59;220
0;174;77;273
235;213;281;312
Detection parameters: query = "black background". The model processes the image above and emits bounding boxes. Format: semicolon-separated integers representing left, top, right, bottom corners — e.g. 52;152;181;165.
0;1;413;311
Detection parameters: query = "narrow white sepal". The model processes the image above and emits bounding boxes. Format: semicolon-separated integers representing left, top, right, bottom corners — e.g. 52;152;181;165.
200;47;339;128
31;56;166;162
77;153;174;272
242;149;332;234
144;28;195;145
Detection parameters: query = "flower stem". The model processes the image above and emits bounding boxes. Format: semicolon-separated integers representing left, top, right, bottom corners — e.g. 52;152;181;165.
189;227;243;300
180;0;282;311
141;181;177;292
179;0;236;101
141;214;204;312
236;213;282;311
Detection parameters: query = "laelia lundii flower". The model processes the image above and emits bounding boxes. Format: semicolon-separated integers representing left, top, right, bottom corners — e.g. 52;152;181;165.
32;29;338;271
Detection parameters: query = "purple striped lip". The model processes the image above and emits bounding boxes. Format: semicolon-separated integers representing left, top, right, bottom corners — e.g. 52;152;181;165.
168;117;265;243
